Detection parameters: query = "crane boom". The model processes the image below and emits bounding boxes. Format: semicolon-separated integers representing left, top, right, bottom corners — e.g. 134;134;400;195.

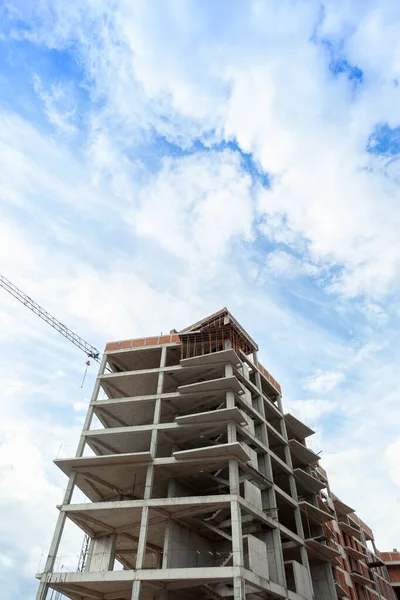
0;273;102;363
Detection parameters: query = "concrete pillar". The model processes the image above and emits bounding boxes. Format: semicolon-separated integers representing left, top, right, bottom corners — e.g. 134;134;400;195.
251;353;286;588
36;353;107;600
131;347;166;600
310;563;336;600
263;529;286;587
225;364;245;599
280;407;314;596
161;480;176;570
85;534;116;571
233;576;245;600
228;417;244;571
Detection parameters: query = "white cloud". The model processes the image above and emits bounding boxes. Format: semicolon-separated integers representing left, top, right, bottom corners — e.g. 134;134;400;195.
0;555;13;568
52;370;66;378
0;379;82;586
133;150;254;276
285;398;336;423
304;369;345;394
73;400;88;412
322;444;400;549
33;75;77;135
0;111;111;216
265;249;319;279
13;0;400;300
385;438;400;487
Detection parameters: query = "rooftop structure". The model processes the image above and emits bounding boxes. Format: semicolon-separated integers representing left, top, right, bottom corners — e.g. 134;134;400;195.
36;308;395;600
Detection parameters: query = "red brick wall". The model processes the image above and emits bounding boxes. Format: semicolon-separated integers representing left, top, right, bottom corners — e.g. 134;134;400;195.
105;334;181;351
381;551;400;562
387;564;400;583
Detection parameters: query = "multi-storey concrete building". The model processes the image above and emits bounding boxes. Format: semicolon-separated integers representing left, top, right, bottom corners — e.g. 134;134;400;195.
380;550;400;599
36;308;396;600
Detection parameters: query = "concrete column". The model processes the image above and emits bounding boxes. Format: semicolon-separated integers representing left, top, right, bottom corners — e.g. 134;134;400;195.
131;347;166;600
233;576;245;600
310;563;336;600
85;534;116;571
227;407;243;568
36;353;107;600
230;495;244;564
225;363;245;599
280;407;314;595
262;529;286;587
252;353;286;588
162;480;176;569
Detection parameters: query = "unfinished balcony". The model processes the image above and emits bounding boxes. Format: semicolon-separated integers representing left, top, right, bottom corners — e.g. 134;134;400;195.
289;439;320;468
284;413;315;441
332;494;355;518
305;537;341;565
299;500;334;525
339;520;363;541
172;441;251;463
174;406;245;428
351;569;373;587
180;348;242;370
293;468;326;495
177;374;244;396
344;545;366;562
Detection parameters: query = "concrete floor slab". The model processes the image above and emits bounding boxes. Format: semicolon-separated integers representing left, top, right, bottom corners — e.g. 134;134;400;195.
289;439;320;467
175;407;246;426
293;468;326;494
180;348;241;368
178;375;244;395
285;413;315;439
299;501;334;525
173;442;251;462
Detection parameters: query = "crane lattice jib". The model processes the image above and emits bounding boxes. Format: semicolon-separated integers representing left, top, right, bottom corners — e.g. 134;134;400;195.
0;273;102;363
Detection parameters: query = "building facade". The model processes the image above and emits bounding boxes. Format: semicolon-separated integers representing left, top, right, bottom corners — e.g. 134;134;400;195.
380;550;400;599
36;308;396;600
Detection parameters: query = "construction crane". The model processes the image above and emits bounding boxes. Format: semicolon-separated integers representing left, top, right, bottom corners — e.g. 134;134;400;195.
0;272;102;363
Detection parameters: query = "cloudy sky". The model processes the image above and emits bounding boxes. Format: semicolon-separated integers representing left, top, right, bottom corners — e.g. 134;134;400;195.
1;0;400;597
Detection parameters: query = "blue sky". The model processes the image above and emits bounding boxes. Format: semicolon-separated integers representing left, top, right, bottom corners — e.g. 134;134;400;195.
1;1;400;597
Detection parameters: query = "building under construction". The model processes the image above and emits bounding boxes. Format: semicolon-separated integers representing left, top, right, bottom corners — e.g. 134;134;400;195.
36;308;396;600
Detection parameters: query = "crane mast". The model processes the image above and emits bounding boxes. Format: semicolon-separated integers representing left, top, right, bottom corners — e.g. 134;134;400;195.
0;273;102;363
